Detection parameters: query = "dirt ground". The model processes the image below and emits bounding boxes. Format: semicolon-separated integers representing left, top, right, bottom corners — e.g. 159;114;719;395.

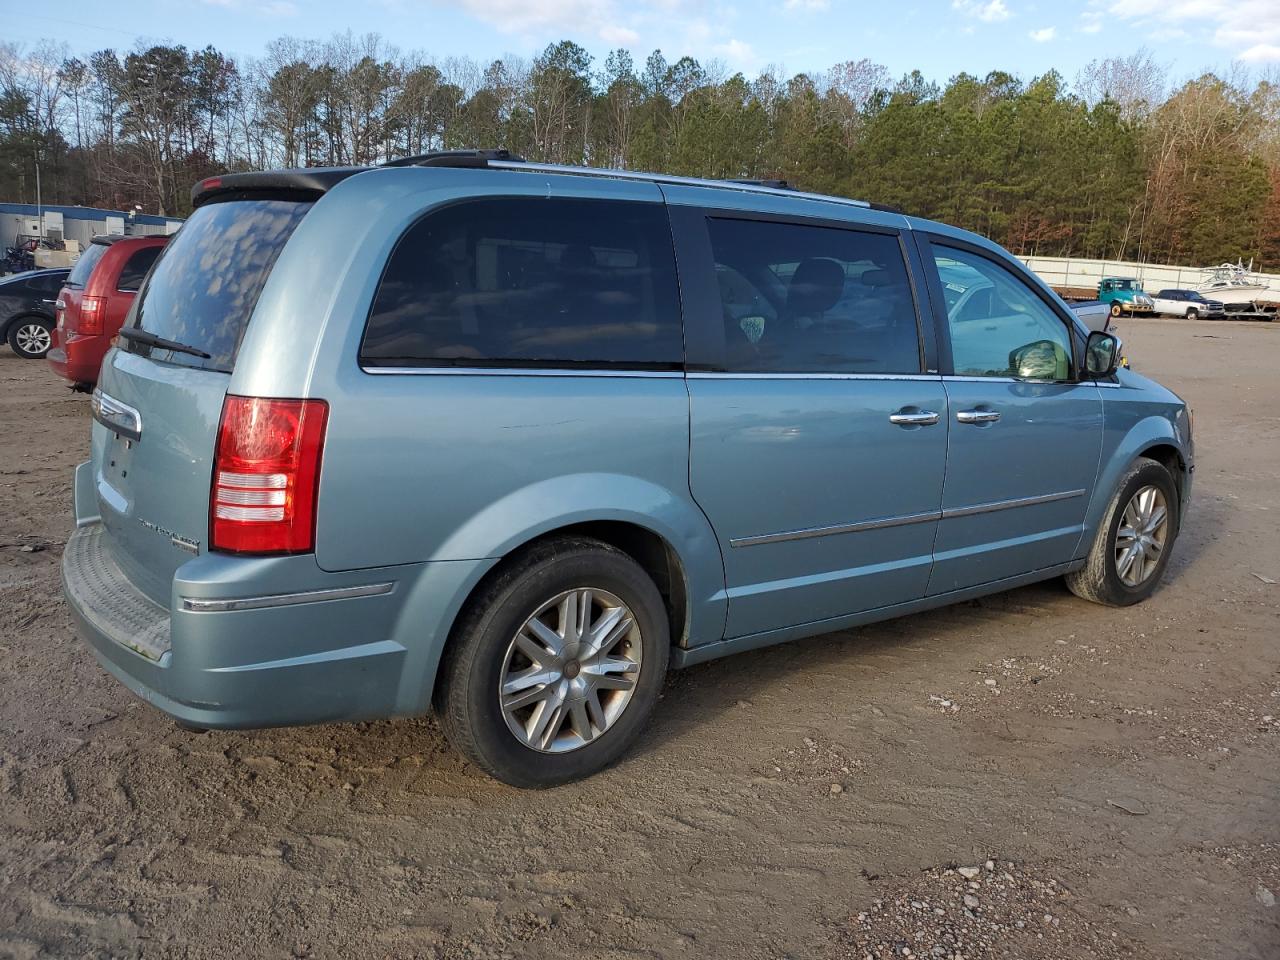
0;318;1277;960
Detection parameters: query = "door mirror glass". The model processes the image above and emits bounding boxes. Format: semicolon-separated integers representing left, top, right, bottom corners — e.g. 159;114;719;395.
1085;331;1122;378
1009;339;1070;381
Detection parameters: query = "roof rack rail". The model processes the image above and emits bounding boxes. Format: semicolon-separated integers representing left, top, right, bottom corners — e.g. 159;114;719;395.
381;149;525;169
725;178;792;190
867;200;905;214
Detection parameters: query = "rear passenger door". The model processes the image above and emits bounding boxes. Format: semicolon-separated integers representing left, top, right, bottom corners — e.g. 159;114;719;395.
670;196;948;639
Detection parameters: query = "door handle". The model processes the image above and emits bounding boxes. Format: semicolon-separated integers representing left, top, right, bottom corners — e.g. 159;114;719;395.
956;409;1001;424
889;410;940;426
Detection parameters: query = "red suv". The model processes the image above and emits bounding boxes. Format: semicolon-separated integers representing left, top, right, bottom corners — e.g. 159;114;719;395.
47;234;168;387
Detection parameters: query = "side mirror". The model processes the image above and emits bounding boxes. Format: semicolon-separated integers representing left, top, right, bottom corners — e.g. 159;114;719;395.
1085;331;1123;378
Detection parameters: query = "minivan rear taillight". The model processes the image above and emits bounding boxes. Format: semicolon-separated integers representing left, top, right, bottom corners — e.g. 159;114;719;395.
78;296;106;335
211;396;329;554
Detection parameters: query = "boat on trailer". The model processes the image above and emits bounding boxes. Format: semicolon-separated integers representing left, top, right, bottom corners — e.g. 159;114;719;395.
1196;261;1275;309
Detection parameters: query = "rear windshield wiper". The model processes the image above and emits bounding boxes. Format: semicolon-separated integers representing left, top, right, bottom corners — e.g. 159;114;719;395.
118;327;212;360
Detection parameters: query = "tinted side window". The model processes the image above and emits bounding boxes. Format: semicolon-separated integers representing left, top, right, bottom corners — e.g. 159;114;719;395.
933;245;1072;381
117;246;162;291
705;217;921;374
362;198;682;368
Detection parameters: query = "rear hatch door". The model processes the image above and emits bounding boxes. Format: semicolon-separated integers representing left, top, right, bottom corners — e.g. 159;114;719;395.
91;198;313;604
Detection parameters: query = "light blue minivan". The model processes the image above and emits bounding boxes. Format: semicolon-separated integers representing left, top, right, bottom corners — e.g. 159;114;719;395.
64;152;1193;786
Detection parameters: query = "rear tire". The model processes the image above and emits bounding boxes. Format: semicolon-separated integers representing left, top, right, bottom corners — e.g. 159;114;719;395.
7;317;54;359
435;536;669;787
1066;458;1179;607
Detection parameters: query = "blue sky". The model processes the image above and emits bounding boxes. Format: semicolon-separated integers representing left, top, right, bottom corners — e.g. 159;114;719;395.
3;0;1277;85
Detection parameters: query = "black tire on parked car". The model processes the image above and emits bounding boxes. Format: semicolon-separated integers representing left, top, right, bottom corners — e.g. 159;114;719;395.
6;316;54;359
1066;458;1179;607
1110;302;1123;318
435;535;670;787
1185;308;1199;320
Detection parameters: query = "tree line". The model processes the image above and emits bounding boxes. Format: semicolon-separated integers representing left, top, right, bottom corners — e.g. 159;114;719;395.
2;35;1278;268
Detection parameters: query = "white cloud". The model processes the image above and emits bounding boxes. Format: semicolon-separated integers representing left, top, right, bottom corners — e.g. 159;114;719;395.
953;0;1012;23
599;24;641;45
1079;11;1103;33
435;0;746;53
450;0;621;40
1241;43;1280;62
785;0;831;10
1104;0;1280;62
712;38;759;69
1029;26;1056;41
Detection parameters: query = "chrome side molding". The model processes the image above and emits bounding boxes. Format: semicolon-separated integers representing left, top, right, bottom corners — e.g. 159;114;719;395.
731;489;1088;548
730;510;942;547
181;581;395;613
90;388;142;441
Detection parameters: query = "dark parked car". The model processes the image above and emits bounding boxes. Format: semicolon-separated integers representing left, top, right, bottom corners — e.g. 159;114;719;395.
47;234;167;387
0;268;70;359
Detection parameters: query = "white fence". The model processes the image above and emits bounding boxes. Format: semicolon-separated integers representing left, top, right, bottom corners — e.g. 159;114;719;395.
1019;255;1280;301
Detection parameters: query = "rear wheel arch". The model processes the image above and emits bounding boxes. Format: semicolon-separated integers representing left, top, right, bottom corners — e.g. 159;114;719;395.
432;520;691;700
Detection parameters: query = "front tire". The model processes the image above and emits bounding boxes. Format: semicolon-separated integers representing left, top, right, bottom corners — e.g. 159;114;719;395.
435;536;670;787
1185;308;1199;320
7;318;54;359
1066;458;1179;607
1110;302;1123;318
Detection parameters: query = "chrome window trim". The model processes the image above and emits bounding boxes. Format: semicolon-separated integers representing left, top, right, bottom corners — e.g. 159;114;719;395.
731;489;1087;547
181;581;395;613
942;375;1081;385
360;366;683;378
689;372;941;381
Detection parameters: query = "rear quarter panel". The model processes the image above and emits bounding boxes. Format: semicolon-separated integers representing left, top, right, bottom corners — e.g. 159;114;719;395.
228;167;728;648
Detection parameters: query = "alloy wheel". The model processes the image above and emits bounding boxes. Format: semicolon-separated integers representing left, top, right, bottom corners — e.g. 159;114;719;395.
1115;484;1169;587
14;323;51;356
499;588;642;753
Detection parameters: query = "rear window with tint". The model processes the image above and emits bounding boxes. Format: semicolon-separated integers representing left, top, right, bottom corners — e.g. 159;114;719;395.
129;199;312;372
67;242;108;287
361;197;682;368
117;245;163;292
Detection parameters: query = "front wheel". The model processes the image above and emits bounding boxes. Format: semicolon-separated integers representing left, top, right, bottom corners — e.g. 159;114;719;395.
435;536;670;787
1110;302;1123;318
7;318;54;359
1066;458;1179;606
1185;308;1199;320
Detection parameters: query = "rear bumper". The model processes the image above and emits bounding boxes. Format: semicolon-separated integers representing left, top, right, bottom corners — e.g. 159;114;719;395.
46;334;106;384
64;461;494;729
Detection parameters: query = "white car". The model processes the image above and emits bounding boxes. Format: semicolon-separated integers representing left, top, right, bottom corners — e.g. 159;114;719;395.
1150;289;1225;319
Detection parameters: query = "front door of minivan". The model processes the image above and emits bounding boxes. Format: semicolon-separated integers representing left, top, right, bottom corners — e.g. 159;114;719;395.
670;200;948;639
921;238;1103;595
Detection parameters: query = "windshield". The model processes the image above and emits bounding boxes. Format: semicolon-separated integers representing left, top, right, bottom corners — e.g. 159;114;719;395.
128;199;313;372
66;242;108;288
